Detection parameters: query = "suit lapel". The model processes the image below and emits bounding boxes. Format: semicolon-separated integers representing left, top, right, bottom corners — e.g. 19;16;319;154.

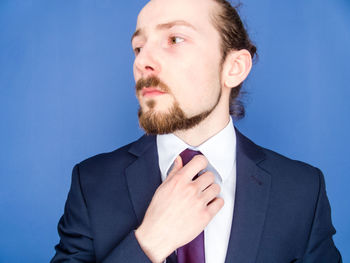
125;134;178;263
126;134;161;224
224;129;271;263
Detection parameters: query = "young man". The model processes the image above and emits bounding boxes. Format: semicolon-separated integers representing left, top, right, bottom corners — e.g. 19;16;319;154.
51;0;342;262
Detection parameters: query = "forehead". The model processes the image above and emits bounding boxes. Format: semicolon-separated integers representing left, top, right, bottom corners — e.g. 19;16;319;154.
136;0;218;32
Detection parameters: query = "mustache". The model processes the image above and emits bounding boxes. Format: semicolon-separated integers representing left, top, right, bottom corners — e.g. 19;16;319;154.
135;76;171;93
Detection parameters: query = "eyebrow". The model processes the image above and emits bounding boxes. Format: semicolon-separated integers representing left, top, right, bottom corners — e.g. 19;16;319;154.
131;20;197;42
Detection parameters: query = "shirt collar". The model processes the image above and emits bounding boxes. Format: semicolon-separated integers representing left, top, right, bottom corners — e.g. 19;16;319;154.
156;116;236;182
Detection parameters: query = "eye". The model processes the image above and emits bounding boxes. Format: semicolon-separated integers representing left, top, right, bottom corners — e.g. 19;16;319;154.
169;36;184;45
133;47;142;55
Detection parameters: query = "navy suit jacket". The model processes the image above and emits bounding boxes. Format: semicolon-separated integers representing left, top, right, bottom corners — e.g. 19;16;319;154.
51;129;342;262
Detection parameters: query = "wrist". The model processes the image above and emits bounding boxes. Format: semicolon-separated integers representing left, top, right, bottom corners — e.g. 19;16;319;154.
135;226;172;263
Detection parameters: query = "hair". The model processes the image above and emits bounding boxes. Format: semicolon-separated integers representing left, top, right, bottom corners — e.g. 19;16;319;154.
211;0;257;119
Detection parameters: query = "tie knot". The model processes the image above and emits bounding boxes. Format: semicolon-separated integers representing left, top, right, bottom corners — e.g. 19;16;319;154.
179;148;202;166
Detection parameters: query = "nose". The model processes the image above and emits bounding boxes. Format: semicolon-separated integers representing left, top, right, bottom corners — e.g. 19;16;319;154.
134;44;161;77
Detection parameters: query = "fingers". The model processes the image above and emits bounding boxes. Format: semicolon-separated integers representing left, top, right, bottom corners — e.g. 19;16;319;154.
201;183;221;205
167;155;183;179
206;197;224;217
192;171;222;210
192;171;215;192
179;155;208;181
168;154;208;182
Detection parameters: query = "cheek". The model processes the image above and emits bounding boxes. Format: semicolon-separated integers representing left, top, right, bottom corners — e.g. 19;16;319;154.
163;45;222;112
181;47;220;88
172;66;220;115
133;63;138;81
186;61;221;98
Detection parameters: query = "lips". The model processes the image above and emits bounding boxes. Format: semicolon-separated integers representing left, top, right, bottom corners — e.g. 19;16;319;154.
141;87;166;97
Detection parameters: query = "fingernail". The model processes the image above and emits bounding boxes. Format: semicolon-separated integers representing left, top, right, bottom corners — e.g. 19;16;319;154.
175;156;179;165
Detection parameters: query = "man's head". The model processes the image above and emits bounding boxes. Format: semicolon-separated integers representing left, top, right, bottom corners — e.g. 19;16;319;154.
132;0;256;135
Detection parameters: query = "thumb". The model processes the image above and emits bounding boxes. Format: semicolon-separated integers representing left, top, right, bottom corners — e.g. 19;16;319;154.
167;155;183;178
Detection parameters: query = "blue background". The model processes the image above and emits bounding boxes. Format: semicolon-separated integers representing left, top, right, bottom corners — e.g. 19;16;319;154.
0;0;349;262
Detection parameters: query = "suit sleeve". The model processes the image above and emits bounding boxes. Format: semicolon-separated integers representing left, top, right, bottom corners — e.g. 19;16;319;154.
51;164;152;263
298;169;342;263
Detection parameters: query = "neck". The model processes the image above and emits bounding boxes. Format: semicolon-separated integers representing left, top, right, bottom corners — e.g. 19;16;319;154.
173;101;231;147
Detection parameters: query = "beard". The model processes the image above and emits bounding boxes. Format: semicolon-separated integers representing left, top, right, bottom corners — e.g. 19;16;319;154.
136;76;221;135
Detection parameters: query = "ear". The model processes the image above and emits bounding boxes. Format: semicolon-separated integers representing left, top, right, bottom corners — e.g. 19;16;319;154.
221;49;252;89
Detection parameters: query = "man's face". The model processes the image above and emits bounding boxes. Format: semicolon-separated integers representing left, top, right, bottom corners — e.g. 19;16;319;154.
132;0;224;134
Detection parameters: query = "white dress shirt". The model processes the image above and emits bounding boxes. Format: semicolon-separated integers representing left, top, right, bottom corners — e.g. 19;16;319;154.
156;116;237;263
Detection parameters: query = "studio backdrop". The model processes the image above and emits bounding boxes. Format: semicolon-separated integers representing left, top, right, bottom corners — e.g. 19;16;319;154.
0;0;349;262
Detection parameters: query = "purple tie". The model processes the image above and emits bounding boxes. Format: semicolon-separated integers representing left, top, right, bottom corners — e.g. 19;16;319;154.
177;148;206;263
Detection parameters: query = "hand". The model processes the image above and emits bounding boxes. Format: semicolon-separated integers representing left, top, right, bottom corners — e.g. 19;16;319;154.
135;154;224;263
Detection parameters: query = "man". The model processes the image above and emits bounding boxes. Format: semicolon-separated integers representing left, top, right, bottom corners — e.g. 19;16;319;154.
51;0;342;262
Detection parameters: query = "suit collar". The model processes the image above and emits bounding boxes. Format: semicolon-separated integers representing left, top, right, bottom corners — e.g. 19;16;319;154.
224;128;271;263
128;134;156;157
234;127;266;165
126;134;178;262
126;134;159;224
